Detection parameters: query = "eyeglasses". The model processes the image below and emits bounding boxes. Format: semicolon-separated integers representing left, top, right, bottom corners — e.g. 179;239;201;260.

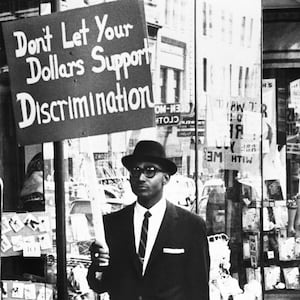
130;166;163;179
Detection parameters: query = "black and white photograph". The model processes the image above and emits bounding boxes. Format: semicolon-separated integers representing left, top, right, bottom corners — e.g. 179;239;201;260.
1;0;300;299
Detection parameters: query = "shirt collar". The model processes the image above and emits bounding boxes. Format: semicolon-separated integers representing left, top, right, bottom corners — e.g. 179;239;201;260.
135;198;167;216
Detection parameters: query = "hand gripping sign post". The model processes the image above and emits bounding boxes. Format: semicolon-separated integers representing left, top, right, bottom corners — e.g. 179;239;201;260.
2;0;154;298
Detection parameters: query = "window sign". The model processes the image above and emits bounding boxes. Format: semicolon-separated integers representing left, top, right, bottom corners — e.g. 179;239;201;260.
204;96;261;174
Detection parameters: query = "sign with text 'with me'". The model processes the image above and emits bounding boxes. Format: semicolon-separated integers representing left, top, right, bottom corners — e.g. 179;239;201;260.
3;0;154;145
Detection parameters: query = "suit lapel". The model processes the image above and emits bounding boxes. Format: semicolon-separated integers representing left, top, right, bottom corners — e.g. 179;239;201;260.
144;201;179;274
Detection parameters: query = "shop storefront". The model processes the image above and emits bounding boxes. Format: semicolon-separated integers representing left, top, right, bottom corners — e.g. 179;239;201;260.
1;0;300;299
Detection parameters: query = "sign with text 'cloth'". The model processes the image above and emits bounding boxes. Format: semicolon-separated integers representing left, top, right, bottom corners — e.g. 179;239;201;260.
3;0;154;145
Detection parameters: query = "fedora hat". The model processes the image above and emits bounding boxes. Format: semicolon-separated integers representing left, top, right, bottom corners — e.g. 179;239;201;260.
122;140;177;175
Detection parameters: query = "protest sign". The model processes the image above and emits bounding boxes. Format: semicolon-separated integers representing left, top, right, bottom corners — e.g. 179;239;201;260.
3;0;154;145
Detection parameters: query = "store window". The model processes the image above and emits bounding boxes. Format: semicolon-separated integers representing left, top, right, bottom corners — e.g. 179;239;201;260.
0;1;55;298
199;0;262;298
263;7;300;293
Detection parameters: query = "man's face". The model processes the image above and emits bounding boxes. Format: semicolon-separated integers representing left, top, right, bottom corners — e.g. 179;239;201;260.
129;161;169;207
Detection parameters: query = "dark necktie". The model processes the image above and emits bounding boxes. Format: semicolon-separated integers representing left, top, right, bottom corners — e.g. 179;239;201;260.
138;211;152;264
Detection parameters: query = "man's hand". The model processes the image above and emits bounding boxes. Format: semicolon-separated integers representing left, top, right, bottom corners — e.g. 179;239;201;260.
89;240;110;267
87;241;109;292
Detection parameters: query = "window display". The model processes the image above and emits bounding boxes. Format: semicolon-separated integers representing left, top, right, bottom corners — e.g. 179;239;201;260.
261;71;300;297
0;146;57;299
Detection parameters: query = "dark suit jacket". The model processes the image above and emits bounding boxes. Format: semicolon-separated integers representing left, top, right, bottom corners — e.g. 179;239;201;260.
87;201;210;300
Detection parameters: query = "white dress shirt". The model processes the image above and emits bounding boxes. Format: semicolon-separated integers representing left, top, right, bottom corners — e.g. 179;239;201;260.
134;198;167;274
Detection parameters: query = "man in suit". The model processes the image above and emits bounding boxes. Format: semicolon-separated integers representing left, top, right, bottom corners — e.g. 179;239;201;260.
87;140;210;300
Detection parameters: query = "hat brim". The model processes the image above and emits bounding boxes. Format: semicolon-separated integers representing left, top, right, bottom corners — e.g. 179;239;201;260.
122;155;177;175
